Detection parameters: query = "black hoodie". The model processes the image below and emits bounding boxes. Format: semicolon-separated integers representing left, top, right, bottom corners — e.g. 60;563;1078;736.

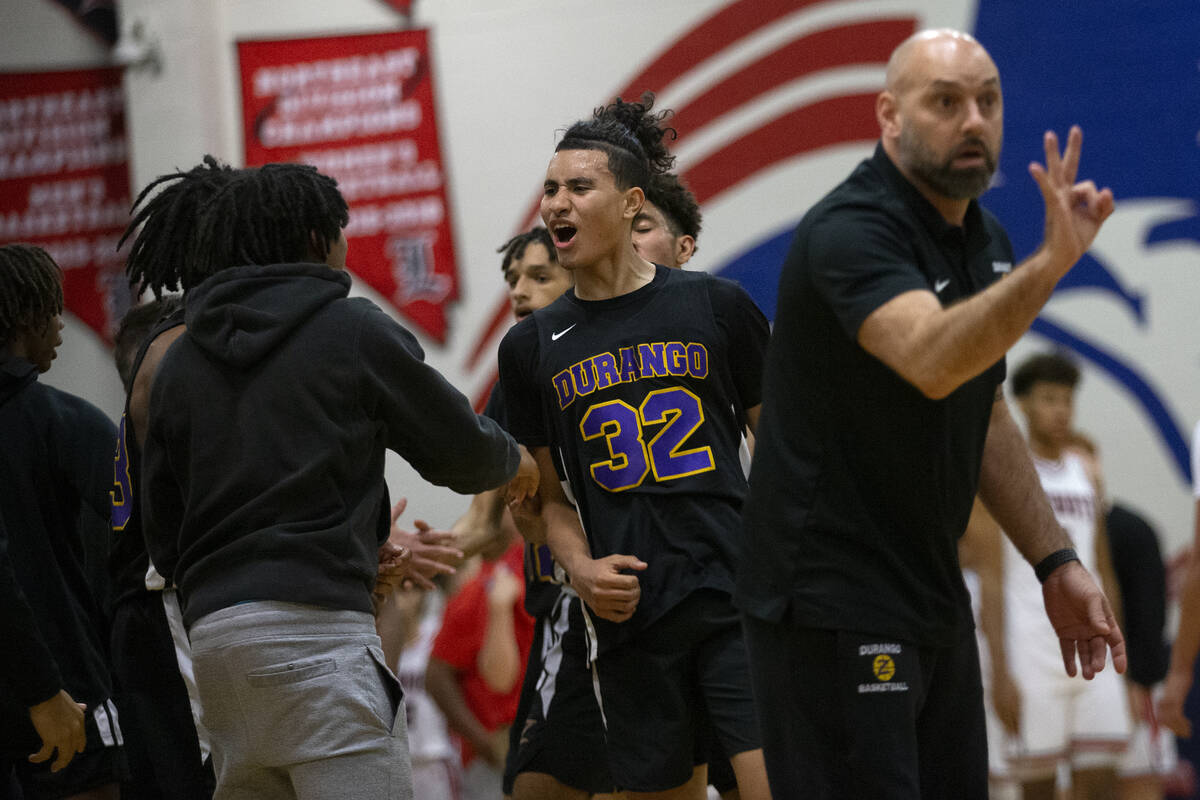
142;263;518;627
0;357;117;753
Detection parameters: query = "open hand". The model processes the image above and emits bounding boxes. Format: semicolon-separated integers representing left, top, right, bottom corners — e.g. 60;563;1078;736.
1041;560;1126;679
1158;668;1193;738
1028;126;1115;275
382;498;463;589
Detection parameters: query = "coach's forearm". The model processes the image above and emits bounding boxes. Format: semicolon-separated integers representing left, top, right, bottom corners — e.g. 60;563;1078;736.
861;249;1068;400
977;395;1072;566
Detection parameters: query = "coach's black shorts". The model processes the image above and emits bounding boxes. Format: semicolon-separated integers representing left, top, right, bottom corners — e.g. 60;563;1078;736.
596;588;760;793
742;616;987;799
3;701;128;799
503;591;613;795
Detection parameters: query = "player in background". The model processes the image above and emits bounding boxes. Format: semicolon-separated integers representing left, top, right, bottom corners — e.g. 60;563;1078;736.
111;158;234;800
997;353;1130;799
632;172;700;270
0;243;124;799
1156;420;1200;767
498;94;772;799
630;172;740;800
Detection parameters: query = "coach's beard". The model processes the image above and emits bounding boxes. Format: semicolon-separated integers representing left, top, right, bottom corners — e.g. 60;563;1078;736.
902;131;998;200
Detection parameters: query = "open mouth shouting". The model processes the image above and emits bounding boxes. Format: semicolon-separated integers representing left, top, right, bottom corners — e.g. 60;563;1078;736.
549;222;577;249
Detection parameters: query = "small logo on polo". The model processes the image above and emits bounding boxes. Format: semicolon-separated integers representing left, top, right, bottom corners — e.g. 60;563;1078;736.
873;655;896;681
551;324;577;341
992;261;1012;274
934;278;951;293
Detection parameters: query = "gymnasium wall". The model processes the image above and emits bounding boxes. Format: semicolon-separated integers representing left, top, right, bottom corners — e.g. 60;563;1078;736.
4;0;1197;549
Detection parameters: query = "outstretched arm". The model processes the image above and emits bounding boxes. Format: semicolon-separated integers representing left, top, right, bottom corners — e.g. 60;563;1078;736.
858;127;1114;399
977;392;1125;680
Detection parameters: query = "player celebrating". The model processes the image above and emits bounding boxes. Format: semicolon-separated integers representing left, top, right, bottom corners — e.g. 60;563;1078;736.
498;95;771;799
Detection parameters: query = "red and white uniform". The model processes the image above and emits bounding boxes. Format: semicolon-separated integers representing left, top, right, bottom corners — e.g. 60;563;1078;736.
999;451;1131;777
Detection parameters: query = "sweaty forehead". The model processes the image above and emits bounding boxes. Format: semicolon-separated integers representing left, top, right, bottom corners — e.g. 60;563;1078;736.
546;148;614;182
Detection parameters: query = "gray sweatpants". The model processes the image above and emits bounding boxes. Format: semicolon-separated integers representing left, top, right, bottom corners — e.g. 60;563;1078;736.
189;602;413;800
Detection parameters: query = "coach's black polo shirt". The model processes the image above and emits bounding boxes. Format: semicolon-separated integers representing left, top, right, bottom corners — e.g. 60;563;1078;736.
736;143;1013;646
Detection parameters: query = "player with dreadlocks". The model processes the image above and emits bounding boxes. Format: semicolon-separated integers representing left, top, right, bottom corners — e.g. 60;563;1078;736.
135;159;532;800
110;156;239;800
0;244;125;798
497;95;772;799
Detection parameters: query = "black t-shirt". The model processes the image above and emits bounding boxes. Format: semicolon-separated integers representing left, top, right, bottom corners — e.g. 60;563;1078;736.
498;265;768;649
737;144;1013;646
483;383;563;621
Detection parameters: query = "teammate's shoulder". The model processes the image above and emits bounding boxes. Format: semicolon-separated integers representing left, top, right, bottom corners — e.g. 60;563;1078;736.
693;269;759;310
498;312;541;354
42;384;115;433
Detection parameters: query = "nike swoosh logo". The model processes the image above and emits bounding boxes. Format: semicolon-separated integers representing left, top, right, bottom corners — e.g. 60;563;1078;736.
934;278;951;293
551;324;576;341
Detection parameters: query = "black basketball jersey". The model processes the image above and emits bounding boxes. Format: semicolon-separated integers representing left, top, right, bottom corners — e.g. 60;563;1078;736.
498;265;768;647
109;307;186;605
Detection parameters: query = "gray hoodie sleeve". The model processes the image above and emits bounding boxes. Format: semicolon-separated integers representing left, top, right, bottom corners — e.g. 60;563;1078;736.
355;302;519;494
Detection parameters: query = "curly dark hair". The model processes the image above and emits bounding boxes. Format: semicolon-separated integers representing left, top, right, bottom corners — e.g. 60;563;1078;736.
644;172;702;242
0;244;63;347
122;155;238;297
1011;352;1081;396
556;92;676;190
123;158;348;294
192;162;348;280
496;227;556;273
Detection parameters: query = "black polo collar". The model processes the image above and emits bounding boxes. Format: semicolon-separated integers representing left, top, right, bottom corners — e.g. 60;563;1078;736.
866;142;992;252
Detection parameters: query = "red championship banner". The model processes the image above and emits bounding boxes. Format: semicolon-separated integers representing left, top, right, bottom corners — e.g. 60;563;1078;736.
0;67;132;343
237;30;459;343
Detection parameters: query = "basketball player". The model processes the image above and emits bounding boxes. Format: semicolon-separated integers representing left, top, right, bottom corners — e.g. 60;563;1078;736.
497;95;771;799
1000;353;1130;799
632;172;700;270
1158;421;1200;741
111;157;234;800
0;243;125;799
629;171;739;800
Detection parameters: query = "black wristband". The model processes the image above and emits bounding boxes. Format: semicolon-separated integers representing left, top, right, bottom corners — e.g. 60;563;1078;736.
1034;547;1080;583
